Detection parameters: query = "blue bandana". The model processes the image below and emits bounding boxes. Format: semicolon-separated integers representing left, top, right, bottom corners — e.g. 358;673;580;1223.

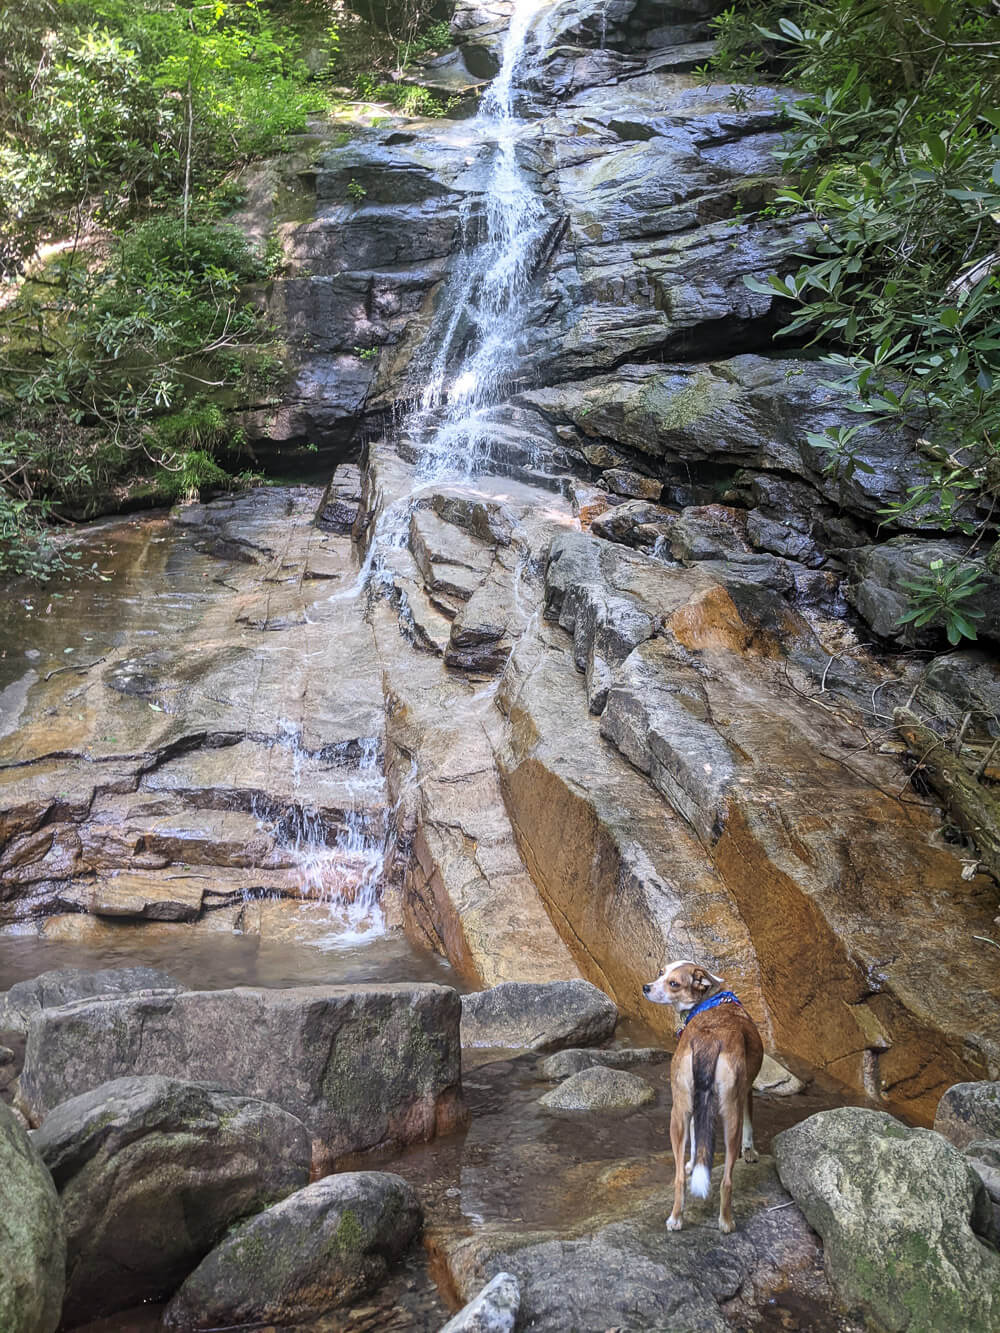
677;990;742;1038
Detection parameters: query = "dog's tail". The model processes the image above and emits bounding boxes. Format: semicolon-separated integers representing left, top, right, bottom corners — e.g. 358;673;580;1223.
690;1040;721;1199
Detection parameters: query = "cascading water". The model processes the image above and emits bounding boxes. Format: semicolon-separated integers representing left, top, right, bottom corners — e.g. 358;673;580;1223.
343;0;563;592
314;0;562;925
254;726;389;945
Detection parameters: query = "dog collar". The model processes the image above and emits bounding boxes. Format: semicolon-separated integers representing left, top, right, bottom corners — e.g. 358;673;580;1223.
677;990;742;1037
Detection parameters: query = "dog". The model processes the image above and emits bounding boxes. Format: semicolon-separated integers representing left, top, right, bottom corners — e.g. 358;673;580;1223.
643;959;763;1233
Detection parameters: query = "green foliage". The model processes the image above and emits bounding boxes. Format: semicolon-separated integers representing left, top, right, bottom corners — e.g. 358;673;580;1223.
723;0;1000;641
352;72;458;117
346;178;368;201
0;0;319;279
897;558;987;645
1;218;272;543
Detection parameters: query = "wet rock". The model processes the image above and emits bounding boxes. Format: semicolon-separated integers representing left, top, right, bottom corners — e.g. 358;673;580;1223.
774;1107;1000;1332
600;636;738;843
558;579;657;712
754;1053;806;1096
33;1074;311;1324
446;1157;822;1333
589;498;676;551
461;980;618;1051
163;1171;422;1329
935;1081;1000;1150
0;1101;64;1333
0;965;183;1034
19;984;464;1172
539;1046;668;1080
521;356;924;526
845;537;1000;646
440;1271;520;1333
600;468;663;501
669;504;751;563
539;1066;656;1111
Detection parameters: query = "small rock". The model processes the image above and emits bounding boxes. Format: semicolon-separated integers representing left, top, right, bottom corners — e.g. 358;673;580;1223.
965;1140;1000;1203
163;1171;422;1328
0;1044;14;1066
540;1047;667;1080
440;1271;520;1332
600;468;663;501
33;1074;311;1324
935;1081;1000;1149
754;1053;806;1096
0;965;184;1035
461;980;618;1052
0;1102;65;1333
539;1066;655;1111
774;1107;1000;1332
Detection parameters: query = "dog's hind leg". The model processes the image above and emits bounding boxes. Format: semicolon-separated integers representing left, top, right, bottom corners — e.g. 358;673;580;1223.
667;1102;687;1231
686;1126;696;1177
742;1087;758;1164
718;1089;741;1234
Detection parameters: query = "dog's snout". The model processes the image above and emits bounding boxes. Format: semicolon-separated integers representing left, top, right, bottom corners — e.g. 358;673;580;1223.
642;983;651;995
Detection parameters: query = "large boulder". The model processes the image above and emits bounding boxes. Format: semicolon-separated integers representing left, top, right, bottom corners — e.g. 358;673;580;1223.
460;981;618;1051
33;1075;311;1324
0;965;183;1035
163;1171;422;1328
0;1102;64;1333
935;1081;1000;1150
774;1107;1000;1332
18;983;464;1171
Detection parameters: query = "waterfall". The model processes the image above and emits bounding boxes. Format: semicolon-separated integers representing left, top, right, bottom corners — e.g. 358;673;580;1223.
403;0;558;481
257;726;389;945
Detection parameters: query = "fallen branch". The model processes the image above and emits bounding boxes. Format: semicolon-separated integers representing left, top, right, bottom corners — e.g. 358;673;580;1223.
894;707;1000;882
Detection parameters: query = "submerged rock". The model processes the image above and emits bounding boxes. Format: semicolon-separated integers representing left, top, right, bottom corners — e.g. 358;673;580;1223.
0;965;183;1034
774;1107;1000;1332
539;1066;656;1111
0;1102;64;1333
461;980;618;1051
935;1081;1000;1150
440;1271;520;1333
19;983;464;1172
163;1171;422;1328
33;1075;310;1324
539;1046;667;1080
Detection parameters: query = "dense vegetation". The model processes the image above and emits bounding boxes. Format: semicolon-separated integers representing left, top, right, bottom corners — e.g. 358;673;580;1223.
0;0;446;578
710;0;1000;639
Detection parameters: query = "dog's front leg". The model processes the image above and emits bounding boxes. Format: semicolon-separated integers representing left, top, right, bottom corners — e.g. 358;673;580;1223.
667;1104;687;1231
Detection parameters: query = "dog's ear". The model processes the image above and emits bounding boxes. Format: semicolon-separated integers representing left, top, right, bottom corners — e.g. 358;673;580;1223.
692;968;723;991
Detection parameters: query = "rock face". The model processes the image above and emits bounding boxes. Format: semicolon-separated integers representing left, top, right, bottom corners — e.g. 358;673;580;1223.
440;1271;521;1333
32;1075;311;1324
19;984;465;1170
461;980;618;1051
538;1065;655;1111
0;1102;65;1333
163;1171;422;1328
774;1107;1000;1333
0;965;183;1034
935;1081;1000;1150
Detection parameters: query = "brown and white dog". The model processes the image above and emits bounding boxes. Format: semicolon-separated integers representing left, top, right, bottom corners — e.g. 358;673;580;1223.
643;959;763;1233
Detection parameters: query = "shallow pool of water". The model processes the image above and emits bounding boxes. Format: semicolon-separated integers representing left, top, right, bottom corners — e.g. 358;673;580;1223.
0;925;457;994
